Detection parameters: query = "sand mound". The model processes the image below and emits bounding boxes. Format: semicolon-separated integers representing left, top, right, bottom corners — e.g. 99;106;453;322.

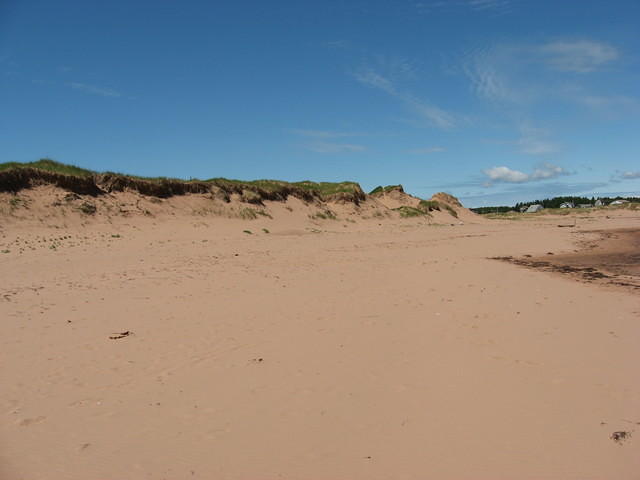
369;185;420;210
427;192;479;222
0;163;476;228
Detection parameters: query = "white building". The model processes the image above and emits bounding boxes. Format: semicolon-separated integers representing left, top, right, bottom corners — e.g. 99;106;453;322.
525;204;544;213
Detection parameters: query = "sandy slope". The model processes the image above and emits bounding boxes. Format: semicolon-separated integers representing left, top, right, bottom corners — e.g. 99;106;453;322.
1;198;639;479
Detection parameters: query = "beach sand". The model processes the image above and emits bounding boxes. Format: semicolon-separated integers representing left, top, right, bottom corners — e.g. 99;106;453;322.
1;194;639;479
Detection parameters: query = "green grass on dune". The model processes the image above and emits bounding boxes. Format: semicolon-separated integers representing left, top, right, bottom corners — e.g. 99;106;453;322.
0;159;362;194
290;181;362;195
0;159;95;177
369;184;402;194
0;159;185;182
393;206;428;218
208;178;360;194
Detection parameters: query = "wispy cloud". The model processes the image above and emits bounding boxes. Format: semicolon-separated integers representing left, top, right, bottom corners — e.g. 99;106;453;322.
353;64;457;128
557;84;640;116
462;46;527;103
483;162;571;185
289;128;367;153
324;40;348;49
417;0;515;14
517;125;559;155
609;170;640;183
539;40;618;73
581;95;638;108
463;39;621;106
466;0;512;11
67;82;121;97
306;142;366;153
353;68;397;95
289;129;364;138
403;94;457;128
408;146;445;154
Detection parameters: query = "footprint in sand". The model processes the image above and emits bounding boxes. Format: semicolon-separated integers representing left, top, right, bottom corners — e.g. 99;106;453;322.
18;416;46;427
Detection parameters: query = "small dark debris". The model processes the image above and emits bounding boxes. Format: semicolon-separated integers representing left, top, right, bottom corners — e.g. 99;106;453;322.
109;331;132;340
611;431;632;444
546;252;554;255
79;202;97;215
64;193;81;202
524;254;532;258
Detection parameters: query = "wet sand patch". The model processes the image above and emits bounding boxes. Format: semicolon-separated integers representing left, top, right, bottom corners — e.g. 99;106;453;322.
493;228;640;291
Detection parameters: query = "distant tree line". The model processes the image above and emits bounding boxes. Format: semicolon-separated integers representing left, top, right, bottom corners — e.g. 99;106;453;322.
470;195;640;213
515;196;594;210
470;206;514;214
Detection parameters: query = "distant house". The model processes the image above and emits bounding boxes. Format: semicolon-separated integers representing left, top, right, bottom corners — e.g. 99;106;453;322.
594;199;604;207
578;204;593;208
525;204;544;213
519;206;528;212
559;202;574;208
610;199;629;205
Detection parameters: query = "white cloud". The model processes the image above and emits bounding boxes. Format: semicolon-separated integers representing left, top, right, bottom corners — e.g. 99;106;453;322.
68;82;121;97
307;142;366;153
530;162;569;180
483;166;530;183
621;171;640;179
539;40;618;73
408;146;445;154
483;162;570;184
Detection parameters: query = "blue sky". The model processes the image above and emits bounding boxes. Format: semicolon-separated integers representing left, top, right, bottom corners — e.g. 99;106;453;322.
1;0;639;206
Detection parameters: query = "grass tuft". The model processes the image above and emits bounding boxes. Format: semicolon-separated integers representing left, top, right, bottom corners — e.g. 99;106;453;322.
394;206;428;218
310;210;337;220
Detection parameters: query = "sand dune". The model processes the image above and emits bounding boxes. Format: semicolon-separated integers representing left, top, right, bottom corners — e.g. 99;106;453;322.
1;181;639;479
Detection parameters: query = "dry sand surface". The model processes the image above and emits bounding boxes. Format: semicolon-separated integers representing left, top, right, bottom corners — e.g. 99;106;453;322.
1;192;639;479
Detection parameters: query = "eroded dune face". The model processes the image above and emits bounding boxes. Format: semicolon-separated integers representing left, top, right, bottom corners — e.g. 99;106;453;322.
2;171;639;480
0;175;470;230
